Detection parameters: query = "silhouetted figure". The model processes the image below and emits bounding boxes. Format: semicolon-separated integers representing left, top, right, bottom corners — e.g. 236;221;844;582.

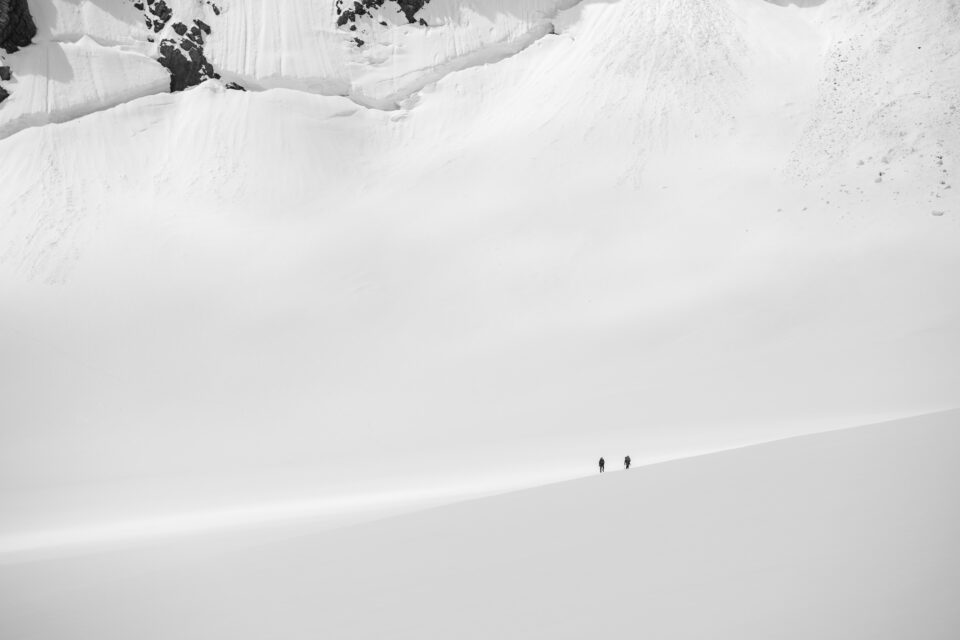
599;457;605;473
624;455;631;470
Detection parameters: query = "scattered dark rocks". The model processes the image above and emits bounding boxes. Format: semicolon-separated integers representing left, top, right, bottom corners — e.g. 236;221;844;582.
336;0;431;27
126;0;223;93
158;19;221;92
224;81;245;91
148;0;173;33
0;0;37;53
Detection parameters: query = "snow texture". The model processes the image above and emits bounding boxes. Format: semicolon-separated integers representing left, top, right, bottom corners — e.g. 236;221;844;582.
0;36;168;138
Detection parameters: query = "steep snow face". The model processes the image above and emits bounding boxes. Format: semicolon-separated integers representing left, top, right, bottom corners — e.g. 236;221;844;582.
204;0;576;106
0;36;168;138
1;0;959;551
2;411;959;639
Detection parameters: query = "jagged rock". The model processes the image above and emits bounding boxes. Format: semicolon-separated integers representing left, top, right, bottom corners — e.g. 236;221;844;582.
0;84;8;103
128;2;222;93
0;0;37;53
150;1;173;30
336;0;430;27
224;81;246;91
0;65;10;81
158;38;219;92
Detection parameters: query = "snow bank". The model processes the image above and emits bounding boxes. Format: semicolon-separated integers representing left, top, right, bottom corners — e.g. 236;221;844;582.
2;411;958;639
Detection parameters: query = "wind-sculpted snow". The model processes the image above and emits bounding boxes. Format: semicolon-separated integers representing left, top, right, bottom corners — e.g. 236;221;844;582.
0;0;578;133
0;36;168;139
203;0;576;107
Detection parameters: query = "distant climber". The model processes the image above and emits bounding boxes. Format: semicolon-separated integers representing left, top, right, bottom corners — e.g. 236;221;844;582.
599;457;605;473
624;455;631;470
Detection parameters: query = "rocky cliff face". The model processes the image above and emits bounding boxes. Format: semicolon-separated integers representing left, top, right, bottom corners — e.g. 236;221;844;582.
0;0;36;54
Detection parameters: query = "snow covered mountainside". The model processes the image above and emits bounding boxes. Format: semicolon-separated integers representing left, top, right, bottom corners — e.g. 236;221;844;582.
3;411;959;639
1;0;959;552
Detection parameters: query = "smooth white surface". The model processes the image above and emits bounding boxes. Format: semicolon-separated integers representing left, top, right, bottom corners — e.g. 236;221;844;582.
2;411;958;639
1;0;958;552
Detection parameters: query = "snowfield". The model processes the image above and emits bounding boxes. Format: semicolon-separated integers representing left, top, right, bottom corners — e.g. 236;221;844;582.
2;411;959;639
0;0;959;629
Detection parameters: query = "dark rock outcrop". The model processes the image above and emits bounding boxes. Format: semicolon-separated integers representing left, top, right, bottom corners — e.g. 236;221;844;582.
0;0;37;53
124;0;223;93
335;0;431;27
158;19;220;92
143;0;173;33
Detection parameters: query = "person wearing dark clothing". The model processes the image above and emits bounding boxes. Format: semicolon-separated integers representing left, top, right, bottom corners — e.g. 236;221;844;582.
624;455;631;470
599;457;605;473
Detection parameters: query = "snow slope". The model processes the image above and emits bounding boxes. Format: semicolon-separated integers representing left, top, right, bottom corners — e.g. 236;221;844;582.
206;0;577;107
1;0;959;550
0;36;168;138
2;410;958;639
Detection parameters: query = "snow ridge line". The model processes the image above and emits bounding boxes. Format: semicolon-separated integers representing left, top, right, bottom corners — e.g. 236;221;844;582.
339;0;586;110
0;0;585;138
345;20;560;110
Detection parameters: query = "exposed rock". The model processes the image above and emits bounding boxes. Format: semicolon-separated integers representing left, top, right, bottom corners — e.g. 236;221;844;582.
0;84;8;104
126;2;222;93
336;0;431;27
0;65;10;81
158;37;219;92
0;0;37;54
